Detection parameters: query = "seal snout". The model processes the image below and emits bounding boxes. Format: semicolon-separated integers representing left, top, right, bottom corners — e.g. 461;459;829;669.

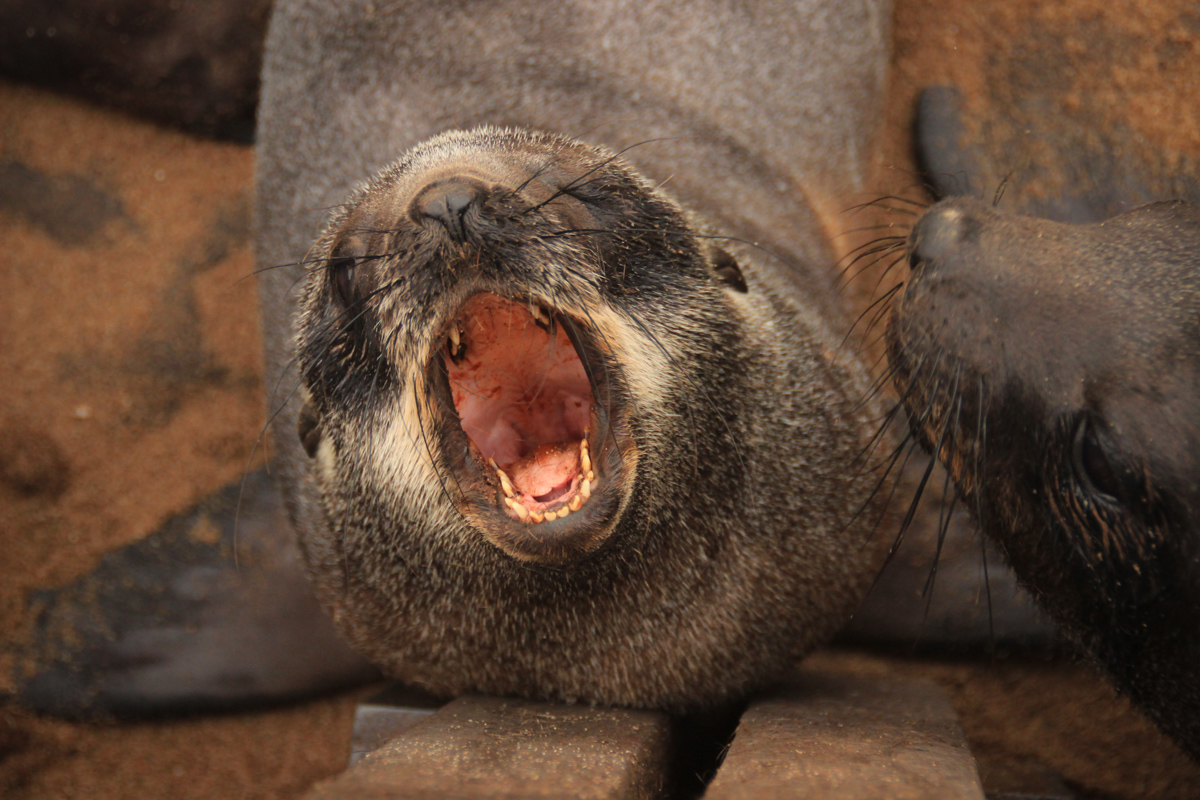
411;177;491;242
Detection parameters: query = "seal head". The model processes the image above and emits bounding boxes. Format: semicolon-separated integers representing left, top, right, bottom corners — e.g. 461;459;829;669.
889;196;1200;758
291;127;888;711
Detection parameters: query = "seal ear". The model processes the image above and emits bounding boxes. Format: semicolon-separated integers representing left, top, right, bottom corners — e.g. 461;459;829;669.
298;399;323;459
709;245;748;293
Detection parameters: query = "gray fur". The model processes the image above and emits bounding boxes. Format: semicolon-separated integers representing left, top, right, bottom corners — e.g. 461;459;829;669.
256;0;893;710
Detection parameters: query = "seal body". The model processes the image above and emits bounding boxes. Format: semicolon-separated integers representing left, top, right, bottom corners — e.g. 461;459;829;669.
889;196;1200;757
257;0;893;711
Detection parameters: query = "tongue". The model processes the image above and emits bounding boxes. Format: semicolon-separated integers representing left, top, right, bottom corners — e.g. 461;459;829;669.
507;442;581;500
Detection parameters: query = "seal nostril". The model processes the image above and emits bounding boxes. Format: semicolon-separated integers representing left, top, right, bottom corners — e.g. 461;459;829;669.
414;179;484;242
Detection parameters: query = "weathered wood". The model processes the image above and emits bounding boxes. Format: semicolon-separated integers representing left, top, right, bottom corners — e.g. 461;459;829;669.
309;695;672;800
350;684;445;765
704;671;985;800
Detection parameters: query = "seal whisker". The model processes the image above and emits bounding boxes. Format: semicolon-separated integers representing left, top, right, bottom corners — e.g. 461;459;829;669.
834;235;909;299
849;341;947;526
881;377;959;577
868;251;910;298
854;194;930;209
525;137;680;214
409;374;466;511
837;235;907;268
859;281;906;345
834;238;908;292
831;222;913;239
836;283;902;356
540;227;794;274
844;199;921;217
923;368;966;603
837;241;907;283
842;426;913;537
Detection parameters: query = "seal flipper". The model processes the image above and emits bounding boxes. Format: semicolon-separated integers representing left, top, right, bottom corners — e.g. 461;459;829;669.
915;85;1200;223
13;470;377;718
913;86;981;201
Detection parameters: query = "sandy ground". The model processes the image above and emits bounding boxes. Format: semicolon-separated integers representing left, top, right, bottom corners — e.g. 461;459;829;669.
1;0;1199;797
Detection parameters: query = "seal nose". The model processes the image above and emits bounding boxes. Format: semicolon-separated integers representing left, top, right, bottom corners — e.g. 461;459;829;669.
413;179;485;242
907;202;968;271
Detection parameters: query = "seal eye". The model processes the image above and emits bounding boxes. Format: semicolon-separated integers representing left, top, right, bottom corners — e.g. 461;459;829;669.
710;247;748;293
1073;417;1121;502
298;399;323;459
329;256;358;309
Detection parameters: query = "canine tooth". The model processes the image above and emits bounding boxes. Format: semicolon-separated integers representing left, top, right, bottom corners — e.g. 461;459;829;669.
513;503;529;521
497;469;514;497
544;510;558;521
580;439;591;473
580;478;591;500
531;302;556;335
448;321;465;360
530;511;545;523
569;494;583;511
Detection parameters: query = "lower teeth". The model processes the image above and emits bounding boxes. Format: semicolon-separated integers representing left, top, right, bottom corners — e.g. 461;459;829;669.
495;438;595;525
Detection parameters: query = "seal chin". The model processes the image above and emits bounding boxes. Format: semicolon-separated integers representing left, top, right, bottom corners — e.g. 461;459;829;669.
433;291;630;564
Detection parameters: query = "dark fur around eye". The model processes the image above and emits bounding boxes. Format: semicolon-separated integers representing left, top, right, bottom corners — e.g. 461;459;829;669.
329;256;358;309
1073;416;1122;502
711;247;748;293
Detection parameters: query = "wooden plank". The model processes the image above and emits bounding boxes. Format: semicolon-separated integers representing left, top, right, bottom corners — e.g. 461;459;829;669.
349;683;445;765
704;671;985;800
308;695;672;800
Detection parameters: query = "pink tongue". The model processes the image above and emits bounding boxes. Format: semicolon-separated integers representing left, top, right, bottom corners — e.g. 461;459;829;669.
508;442;580;500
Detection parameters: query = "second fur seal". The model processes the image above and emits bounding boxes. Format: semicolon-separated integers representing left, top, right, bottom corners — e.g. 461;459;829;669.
889;196;1200;757
257;0;894;711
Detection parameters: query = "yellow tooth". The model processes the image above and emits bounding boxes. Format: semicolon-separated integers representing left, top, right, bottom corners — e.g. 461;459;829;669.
587;470;595;482
530;511;545;523
569;495;583;511
580;478;591;500
580;439;591;473
532;304;551;327
558;505;572;518
513;503;529;521
498;471;514;498
544;510;558;522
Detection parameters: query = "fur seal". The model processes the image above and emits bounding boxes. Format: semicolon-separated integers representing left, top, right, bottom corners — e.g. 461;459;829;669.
257;0;894;711
888;195;1200;758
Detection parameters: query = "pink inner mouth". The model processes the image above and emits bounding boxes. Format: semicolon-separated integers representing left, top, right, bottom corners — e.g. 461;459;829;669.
446;293;597;521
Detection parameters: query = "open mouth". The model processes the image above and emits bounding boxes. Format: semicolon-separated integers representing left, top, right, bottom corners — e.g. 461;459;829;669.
444;293;599;525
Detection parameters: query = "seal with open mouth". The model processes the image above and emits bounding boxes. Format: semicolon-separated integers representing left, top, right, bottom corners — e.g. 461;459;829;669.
256;0;894;711
284;127;891;710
